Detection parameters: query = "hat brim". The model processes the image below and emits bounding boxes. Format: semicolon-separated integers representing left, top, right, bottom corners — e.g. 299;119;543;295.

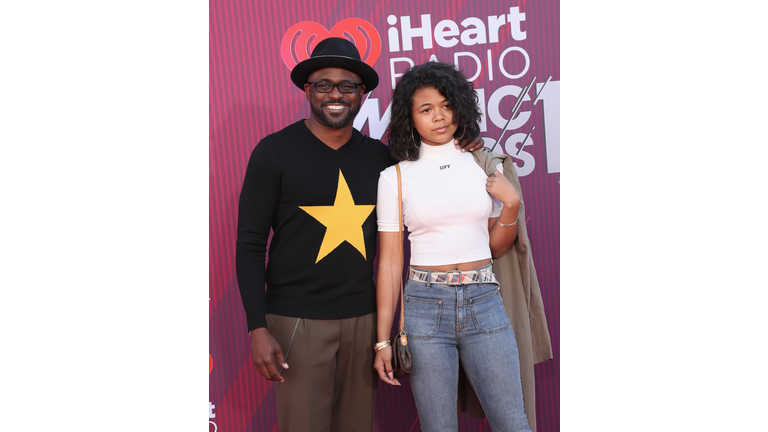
291;55;379;94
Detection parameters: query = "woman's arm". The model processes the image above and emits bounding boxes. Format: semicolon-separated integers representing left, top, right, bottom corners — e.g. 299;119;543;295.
486;168;521;258
374;231;403;386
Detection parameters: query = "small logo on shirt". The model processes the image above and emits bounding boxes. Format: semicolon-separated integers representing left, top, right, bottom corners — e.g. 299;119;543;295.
439;164;450;170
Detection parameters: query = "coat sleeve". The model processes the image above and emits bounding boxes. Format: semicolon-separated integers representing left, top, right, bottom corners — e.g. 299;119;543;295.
497;153;553;364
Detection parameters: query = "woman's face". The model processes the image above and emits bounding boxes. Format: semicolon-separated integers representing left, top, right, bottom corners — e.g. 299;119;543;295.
411;86;458;146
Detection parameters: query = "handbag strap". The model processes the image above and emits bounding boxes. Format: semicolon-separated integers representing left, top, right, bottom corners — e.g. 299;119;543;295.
395;164;406;336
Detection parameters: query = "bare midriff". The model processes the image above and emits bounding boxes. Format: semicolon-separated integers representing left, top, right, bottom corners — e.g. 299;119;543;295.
411;258;491;272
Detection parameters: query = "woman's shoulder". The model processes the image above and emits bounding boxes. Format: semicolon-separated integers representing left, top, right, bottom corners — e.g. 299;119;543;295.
379;163;398;181
379;161;417;188
470;147;508;172
380;160;413;174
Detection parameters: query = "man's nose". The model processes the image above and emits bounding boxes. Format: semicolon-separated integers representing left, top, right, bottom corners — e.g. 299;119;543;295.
328;86;344;98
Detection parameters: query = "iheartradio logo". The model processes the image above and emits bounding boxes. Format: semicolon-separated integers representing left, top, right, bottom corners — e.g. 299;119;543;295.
280;18;382;70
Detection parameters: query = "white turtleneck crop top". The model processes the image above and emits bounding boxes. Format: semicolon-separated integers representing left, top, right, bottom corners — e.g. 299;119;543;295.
377;141;502;266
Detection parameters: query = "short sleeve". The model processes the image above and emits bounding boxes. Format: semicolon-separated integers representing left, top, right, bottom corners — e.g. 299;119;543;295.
376;166;401;232
489;195;504;218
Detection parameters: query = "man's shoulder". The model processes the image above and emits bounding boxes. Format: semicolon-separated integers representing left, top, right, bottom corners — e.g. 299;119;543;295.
353;130;386;148
259;121;306;145
248;121;309;160
351;130;392;161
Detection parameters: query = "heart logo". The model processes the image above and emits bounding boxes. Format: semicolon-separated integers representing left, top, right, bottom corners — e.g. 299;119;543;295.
209;354;213;374
280;18;382;70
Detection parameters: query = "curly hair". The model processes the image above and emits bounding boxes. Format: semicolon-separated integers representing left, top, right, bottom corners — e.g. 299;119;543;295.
387;62;482;161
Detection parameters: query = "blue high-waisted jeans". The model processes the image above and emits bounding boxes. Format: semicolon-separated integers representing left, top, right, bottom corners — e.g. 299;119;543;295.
404;264;531;432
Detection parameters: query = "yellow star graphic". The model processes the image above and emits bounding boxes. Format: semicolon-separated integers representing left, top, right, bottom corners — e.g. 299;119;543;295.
299;170;375;263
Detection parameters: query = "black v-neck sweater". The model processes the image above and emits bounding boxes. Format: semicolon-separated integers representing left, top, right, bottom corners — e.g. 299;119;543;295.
236;120;395;331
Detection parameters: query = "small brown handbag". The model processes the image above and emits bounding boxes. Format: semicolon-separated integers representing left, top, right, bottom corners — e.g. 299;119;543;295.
391;164;413;378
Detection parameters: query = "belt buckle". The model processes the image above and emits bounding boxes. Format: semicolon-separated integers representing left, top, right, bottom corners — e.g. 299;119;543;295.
445;270;463;286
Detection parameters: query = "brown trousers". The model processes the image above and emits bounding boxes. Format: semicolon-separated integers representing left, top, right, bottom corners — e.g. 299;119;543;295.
266;313;378;432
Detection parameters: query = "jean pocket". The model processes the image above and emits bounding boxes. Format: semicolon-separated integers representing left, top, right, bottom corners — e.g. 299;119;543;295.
469;288;510;335
404;296;442;340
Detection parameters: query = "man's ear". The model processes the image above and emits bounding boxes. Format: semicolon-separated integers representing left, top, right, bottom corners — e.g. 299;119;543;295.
303;84;312;99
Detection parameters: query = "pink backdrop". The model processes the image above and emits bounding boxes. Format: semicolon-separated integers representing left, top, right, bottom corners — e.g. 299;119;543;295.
209;0;559;430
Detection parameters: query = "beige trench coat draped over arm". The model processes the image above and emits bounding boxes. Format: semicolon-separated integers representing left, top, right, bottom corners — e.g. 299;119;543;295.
456;148;553;432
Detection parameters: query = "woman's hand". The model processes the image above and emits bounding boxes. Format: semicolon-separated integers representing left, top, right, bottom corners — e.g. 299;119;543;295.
486;168;520;208
374;346;401;386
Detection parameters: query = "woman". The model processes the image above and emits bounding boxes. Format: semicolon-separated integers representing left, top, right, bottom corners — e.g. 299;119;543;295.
373;62;531;432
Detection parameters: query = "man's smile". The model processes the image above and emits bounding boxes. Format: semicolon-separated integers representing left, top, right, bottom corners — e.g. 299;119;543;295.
324;103;349;110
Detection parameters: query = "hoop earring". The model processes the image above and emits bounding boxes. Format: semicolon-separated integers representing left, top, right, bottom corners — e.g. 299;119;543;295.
410;126;419;147
455;127;465;142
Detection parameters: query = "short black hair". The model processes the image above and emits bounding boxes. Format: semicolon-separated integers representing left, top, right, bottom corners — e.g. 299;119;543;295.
387;62;481;161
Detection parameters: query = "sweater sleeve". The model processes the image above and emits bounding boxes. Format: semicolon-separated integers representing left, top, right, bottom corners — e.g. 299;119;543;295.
236;142;279;331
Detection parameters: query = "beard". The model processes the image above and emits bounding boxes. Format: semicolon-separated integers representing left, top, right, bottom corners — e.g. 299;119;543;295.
310;99;361;129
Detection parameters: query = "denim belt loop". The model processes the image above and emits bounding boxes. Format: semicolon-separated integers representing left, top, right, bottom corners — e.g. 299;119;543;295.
425;270;431;289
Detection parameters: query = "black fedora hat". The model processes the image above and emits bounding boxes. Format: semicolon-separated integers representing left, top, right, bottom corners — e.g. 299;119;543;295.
290;37;379;94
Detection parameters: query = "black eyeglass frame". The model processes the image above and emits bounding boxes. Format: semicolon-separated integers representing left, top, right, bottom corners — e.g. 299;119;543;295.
306;80;364;93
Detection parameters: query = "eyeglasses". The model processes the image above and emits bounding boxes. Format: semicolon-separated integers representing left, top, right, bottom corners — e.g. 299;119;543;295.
306;80;363;93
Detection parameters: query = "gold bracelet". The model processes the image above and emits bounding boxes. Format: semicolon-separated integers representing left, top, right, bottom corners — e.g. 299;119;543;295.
373;340;391;352
497;217;518;227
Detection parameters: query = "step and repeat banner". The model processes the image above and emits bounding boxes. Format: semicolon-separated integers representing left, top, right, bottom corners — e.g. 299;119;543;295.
210;0;559;431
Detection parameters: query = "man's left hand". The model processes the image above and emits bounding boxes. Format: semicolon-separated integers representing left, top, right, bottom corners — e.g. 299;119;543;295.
455;136;485;153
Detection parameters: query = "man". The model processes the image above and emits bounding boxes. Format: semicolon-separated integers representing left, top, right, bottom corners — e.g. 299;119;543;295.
236;37;481;432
